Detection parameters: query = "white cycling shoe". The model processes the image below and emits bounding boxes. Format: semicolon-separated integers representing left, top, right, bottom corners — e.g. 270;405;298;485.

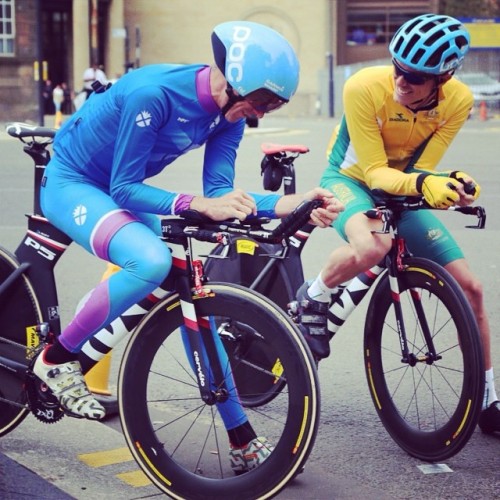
229;436;274;475
33;348;105;420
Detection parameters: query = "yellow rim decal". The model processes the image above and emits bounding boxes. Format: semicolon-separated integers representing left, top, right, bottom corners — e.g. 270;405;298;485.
405;266;437;281
365;350;382;410
236;239;257;255
135;441;172;487
452;399;472;440
271;358;283;383
166;300;180;312
293;396;309;454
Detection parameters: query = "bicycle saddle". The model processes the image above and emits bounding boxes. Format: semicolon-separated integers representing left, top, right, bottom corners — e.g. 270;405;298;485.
261;143;309;155
6;122;56;139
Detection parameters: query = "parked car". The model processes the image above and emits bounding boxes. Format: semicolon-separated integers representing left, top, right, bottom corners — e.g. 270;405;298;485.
454;72;500;102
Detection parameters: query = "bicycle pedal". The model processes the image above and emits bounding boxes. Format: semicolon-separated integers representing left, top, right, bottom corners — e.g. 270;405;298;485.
93;394;119;419
287;300;299;315
64;410;85;420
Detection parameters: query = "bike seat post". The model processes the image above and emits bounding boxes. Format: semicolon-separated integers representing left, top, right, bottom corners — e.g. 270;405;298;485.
23;142;51;216
283;160;296;196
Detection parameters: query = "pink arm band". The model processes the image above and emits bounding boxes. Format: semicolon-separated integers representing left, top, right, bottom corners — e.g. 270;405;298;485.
173;194;195;215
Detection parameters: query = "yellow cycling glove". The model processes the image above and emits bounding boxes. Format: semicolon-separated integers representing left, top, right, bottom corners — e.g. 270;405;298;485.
417;174;461;209
449;171;481;200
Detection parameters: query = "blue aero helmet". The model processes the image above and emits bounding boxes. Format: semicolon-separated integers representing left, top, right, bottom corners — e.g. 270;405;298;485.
389;14;470;75
211;21;300;113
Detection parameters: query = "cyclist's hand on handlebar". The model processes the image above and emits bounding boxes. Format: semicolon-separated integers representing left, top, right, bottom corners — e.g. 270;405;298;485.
419;175;460;209
449;171;481;205
190;189;257;221
303;188;344;228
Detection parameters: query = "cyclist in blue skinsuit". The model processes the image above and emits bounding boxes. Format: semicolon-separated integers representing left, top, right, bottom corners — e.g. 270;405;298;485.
33;21;342;472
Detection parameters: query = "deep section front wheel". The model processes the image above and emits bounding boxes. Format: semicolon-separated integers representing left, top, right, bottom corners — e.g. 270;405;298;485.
364;257;484;461
118;283;320;500
0;247;41;436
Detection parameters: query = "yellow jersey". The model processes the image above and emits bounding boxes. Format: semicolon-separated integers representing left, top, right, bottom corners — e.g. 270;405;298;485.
325;66;473;195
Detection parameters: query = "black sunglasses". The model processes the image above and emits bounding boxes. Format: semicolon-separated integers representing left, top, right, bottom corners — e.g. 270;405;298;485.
392;59;435;86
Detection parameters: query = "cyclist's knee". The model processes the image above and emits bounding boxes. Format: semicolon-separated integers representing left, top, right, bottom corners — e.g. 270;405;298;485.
132;242;172;285
354;247;386;269
351;235;390;269
109;222;172;286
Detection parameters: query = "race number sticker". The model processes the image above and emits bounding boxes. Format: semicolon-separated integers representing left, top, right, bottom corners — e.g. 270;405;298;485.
236;239;257;255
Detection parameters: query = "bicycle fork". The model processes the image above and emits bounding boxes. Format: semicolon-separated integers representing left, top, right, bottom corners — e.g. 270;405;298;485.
170;242;229;405
386;239;441;365
326;254;441;366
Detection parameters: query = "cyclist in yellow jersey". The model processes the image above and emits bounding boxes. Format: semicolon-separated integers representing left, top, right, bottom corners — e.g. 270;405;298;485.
293;14;499;434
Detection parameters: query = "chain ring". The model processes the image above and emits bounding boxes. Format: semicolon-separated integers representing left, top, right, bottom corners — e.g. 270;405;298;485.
26;371;64;424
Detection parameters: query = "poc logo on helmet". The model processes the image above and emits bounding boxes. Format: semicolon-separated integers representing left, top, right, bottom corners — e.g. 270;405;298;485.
227;26;251;85
439;54;464;73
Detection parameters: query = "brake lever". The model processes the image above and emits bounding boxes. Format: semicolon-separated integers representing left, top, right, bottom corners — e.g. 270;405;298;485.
449;205;486;229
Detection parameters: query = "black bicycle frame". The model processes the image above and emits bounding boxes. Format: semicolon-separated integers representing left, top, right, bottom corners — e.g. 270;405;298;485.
1;138;71;337
14;215;72;336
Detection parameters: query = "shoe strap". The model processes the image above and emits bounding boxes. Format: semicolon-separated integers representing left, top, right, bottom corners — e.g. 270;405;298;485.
46;363;78;378
58;378;92;397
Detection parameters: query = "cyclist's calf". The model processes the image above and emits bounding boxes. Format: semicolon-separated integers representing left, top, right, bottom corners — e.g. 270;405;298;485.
445;259;486;321
444;259;484;310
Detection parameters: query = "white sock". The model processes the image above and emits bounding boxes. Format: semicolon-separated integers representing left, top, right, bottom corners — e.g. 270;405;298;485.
484;368;498;409
307;275;338;303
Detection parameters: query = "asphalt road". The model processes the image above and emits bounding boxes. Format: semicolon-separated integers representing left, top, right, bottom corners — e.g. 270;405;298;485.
0;114;499;499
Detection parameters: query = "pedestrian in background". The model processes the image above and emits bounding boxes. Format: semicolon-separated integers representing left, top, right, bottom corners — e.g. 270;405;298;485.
82;63;108;100
42;79;54;115
61;82;73;115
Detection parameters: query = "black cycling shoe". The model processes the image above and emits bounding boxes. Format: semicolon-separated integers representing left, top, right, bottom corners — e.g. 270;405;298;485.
478;401;500;434
289;282;330;360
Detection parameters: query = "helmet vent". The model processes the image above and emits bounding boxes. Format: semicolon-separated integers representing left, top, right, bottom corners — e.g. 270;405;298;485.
425;31;443;47
427;43;448;67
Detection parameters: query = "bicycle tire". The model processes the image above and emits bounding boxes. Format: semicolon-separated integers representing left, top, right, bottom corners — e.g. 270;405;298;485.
0;246;42;436
364;257;484;461
205;239;301;407
118;283;320;500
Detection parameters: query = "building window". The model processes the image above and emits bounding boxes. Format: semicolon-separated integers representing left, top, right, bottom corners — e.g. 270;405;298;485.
0;0;15;55
347;9;424;46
